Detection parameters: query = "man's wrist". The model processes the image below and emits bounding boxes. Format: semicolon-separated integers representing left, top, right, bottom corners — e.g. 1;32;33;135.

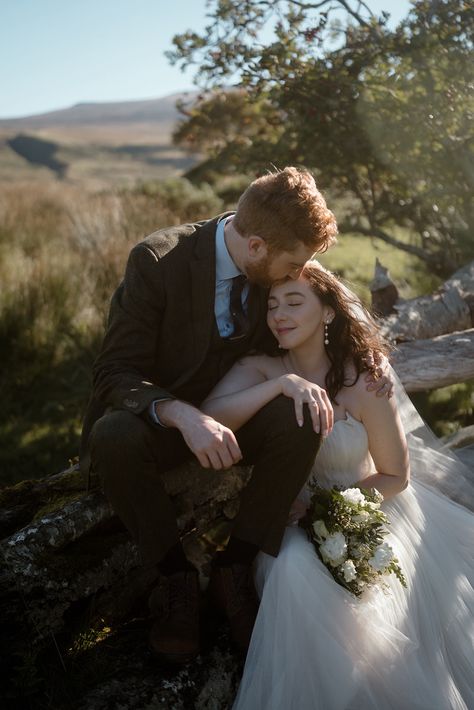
154;399;195;428
150;399;173;427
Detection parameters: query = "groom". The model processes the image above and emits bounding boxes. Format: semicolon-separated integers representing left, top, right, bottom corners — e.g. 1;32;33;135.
80;167;368;664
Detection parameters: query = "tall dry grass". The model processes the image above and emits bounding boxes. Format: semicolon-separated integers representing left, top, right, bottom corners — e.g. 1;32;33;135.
0;179;223;484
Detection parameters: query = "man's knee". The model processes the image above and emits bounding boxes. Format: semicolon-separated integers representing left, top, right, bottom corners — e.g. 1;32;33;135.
256;395;319;442
90;409;150;460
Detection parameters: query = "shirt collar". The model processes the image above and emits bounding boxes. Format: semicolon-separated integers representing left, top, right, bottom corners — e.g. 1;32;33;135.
216;215;243;281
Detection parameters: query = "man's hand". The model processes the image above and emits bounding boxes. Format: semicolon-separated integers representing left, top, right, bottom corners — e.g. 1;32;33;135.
155;400;242;470
364;351;394;398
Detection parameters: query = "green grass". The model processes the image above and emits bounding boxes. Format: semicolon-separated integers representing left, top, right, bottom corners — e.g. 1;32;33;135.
318;230;441;305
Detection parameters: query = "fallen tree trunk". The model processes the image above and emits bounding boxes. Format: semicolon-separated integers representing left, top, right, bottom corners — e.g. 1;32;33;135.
391;329;474;392
375;260;474;342
1;462;250;641
0;461;251;708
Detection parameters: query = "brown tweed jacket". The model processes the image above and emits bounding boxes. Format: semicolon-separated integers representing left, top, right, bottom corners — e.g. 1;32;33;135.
80;214;273;475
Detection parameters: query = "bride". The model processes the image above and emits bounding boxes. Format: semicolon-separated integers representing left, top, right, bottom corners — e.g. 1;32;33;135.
202;261;474;710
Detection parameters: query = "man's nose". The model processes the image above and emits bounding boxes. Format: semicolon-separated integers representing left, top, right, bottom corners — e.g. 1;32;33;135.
288;267;302;279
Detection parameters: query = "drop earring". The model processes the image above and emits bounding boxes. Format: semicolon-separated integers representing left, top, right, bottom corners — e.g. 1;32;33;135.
324;321;330;346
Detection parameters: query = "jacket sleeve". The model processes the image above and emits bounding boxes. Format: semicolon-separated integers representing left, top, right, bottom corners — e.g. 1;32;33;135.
91;243;175;415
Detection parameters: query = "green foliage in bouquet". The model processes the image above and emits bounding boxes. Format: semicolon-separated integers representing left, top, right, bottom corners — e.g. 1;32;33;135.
302;484;407;597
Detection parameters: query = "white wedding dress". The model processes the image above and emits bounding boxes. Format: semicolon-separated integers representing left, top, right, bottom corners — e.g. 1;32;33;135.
233;412;474;710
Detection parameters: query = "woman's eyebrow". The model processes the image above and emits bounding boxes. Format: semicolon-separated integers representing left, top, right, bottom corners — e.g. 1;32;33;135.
268;290;306;301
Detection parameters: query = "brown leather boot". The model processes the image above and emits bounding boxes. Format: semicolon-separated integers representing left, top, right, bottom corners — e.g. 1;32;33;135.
208;563;259;655
148;569;200;664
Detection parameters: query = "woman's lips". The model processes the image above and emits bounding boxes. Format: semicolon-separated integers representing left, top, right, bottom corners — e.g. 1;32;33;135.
276;327;295;335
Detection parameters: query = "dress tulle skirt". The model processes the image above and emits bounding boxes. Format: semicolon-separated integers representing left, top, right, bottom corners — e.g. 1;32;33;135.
233;480;474;710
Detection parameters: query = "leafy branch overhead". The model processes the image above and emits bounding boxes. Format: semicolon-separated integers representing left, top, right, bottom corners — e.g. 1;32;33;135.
168;0;474;276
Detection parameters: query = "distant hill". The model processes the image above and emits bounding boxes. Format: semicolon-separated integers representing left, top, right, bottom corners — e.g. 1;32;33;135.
0;92;200;186
0;92;198;137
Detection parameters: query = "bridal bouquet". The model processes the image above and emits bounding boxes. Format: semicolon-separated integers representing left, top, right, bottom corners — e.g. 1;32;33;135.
302;484;406;597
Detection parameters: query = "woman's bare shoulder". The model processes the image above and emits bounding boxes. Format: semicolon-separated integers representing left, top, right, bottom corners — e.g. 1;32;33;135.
342;368;398;422
235;353;284;378
340;369;378;418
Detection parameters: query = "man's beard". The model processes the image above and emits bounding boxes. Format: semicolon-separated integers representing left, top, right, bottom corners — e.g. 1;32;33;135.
245;256;273;288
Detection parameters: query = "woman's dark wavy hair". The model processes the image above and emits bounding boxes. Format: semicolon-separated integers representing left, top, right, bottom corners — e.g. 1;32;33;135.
269;261;391;402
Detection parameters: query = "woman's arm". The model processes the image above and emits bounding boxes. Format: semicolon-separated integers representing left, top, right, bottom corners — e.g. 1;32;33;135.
349;377;410;500
201;357;283;431
202;356;333;433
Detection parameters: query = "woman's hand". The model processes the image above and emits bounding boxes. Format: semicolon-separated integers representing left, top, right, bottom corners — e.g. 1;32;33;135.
279;374;333;436
287;497;309;525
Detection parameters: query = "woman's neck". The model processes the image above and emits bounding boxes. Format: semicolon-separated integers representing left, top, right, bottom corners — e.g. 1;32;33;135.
286;338;331;383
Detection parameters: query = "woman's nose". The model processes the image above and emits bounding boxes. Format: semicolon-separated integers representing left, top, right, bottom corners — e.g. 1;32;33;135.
273;307;287;321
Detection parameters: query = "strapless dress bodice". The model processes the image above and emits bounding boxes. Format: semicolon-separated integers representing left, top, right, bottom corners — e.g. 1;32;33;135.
307;413;374;490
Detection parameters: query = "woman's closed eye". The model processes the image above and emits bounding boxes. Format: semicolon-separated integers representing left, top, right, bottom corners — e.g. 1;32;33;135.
268;301;303;311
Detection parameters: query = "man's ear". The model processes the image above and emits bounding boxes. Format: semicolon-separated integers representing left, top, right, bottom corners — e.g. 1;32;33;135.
247;236;268;258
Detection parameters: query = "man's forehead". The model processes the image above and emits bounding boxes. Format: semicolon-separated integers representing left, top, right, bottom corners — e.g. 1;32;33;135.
284;243;315;262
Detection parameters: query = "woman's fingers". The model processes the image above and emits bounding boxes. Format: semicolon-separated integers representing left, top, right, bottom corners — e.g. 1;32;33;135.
318;390;333;436
294;398;304;428
308;398;320;433
286;380;335;434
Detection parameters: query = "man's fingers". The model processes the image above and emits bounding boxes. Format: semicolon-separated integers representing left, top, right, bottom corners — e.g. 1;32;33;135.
226;436;242;464
196;451;211;469
376;381;392;398
373;350;384;366
217;445;234;469
364;352;375;369
207;449;223;470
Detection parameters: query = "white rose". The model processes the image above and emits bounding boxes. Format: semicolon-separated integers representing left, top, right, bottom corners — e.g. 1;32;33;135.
340;559;357;583
340;488;366;505
352;511;370;523
312;519;329;541
320;532;347;567
366;501;381;510
368;543;394;572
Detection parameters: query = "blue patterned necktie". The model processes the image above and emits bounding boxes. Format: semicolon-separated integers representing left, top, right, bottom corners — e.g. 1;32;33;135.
228;274;249;339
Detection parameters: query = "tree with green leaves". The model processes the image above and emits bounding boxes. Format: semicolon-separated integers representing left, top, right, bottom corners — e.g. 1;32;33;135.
168;0;473;276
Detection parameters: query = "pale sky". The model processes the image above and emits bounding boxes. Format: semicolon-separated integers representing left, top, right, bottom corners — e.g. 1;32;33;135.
0;0;411;119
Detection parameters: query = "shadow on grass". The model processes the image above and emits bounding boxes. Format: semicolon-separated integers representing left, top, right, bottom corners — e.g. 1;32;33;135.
0;346;96;487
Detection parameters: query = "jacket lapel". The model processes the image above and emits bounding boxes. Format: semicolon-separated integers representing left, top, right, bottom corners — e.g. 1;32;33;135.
190;219;217;360
168;215;228;392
